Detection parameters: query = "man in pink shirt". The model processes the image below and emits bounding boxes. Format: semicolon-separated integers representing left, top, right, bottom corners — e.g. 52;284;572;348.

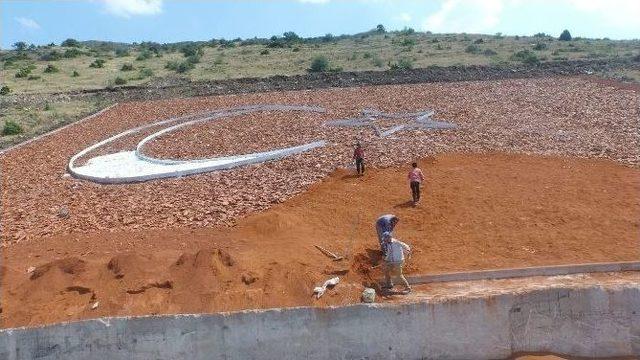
408;162;425;205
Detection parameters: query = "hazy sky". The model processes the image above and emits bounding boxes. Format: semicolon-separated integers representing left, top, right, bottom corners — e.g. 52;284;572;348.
2;0;639;48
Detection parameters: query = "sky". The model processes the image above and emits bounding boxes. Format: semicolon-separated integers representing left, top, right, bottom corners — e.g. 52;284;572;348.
2;0;639;49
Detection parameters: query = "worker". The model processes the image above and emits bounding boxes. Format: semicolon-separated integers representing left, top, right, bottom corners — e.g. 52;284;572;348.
353;142;365;175
408;162;425;205
375;214;398;253
381;231;411;294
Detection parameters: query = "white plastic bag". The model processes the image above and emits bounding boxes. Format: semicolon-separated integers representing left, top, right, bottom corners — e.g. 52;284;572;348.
313;277;340;299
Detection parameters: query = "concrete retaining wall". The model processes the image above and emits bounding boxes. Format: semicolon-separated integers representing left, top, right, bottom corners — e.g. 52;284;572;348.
1;282;638;359
407;260;640;284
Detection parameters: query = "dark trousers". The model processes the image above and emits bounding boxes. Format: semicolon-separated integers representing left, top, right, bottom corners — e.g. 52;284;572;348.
355;158;365;174
410;181;421;202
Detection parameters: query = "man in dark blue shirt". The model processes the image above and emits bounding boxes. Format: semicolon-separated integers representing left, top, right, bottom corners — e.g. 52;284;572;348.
375;214;399;253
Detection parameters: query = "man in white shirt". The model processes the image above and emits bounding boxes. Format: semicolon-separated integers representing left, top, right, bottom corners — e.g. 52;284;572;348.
381;231;411;294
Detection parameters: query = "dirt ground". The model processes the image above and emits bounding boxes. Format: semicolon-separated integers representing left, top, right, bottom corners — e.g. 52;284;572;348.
2;153;638;328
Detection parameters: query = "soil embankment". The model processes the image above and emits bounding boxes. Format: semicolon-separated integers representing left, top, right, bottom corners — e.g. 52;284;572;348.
2;153;638;328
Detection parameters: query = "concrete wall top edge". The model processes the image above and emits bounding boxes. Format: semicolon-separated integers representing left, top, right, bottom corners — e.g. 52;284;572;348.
2;277;638;333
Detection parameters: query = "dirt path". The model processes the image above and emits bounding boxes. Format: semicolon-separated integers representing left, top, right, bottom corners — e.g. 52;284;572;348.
2;153;638;328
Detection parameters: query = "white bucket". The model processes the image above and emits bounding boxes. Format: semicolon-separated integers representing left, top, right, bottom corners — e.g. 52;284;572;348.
361;288;376;303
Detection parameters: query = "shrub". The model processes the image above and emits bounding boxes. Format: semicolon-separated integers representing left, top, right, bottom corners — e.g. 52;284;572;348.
465;44;481;54
212;54;225;65
483;49;498;56
44;103;52;111
308;56;329;72
89;59;105;68
390;57;413;70
72;70;80;77
121;63;134;71
283;31;300;43
64;48;83;58
399;57;414;69
559;30;572;41
2;120;23;135
44;64;59;73
114;77;127;85
176;61;194;73
40;50;62;61
260;49;269;55
533;43;547;51
165;61;178;70
138;68;154;78
363;52;372;59
186;54;201;64
136;50;153;61
27;75;41;80
218;39;236;48
180;45;203;57
400;38;417;47
15;66;33;78
372;56;384;67
12;42;27;51
376;24;386;33
511;49;539;65
0;85;10;95
494;32;504;39
61;38;81;47
166;60;194;73
398;27;415;36
473;38;484;44
267;36;286;48
533;32;548;38
292;47;300;52
115;48;130;57
322;33;334;42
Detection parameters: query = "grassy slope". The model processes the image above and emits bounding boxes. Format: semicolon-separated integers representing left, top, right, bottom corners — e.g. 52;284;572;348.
0;98;109;149
1;31;639;147
2;32;639;94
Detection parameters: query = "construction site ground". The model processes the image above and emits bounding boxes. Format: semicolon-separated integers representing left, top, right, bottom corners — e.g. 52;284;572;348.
1;76;638;328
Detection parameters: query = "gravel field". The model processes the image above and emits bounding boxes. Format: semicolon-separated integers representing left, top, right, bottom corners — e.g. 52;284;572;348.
1;76;638;245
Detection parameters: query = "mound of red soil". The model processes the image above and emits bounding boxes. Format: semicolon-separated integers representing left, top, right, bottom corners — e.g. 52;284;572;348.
1;153;638;328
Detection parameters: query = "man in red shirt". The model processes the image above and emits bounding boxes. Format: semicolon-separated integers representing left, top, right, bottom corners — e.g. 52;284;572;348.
408;162;425;205
353;143;365;176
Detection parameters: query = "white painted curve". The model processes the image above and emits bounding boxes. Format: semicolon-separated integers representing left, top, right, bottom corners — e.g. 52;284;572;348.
68;105;326;184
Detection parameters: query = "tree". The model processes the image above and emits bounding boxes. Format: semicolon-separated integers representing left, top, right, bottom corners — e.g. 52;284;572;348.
283;31;300;43
376;24;386;33
559;30;572;41
13;42;27;51
308;55;329;72
61;38;81;47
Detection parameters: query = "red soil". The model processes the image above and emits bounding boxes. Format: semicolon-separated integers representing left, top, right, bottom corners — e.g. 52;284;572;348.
2;153;638;328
